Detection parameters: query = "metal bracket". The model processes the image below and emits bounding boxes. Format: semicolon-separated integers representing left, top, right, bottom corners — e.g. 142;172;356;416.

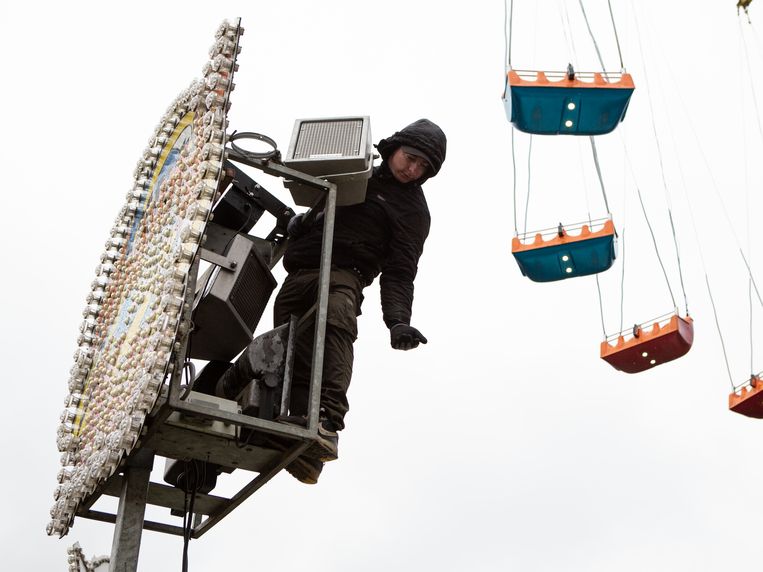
199;247;237;271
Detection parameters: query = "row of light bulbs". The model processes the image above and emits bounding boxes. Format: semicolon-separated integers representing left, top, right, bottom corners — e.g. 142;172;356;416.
48;18;244;537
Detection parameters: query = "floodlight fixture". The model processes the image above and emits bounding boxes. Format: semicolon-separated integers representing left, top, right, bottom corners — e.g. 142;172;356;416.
283;116;373;206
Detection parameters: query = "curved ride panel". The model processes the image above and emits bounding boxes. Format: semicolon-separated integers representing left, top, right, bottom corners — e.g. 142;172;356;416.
48;19;244;538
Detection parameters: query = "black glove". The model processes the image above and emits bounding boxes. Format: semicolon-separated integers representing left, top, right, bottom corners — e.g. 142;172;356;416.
287;211;324;239
287;213;308;239
390;323;428;351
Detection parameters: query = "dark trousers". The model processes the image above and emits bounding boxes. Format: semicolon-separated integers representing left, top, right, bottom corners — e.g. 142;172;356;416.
273;268;364;431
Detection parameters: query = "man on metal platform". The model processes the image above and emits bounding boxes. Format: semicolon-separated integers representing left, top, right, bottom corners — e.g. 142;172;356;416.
274;118;447;484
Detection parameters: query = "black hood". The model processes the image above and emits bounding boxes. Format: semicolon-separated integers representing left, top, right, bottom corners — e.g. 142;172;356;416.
375;118;447;182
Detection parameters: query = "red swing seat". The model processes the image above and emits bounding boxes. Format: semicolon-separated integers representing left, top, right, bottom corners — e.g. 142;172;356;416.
729;376;763;418
600;314;694;373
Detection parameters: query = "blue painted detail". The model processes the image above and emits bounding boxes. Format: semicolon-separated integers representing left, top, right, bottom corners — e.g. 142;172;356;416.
513;234;616;282
507;85;634;135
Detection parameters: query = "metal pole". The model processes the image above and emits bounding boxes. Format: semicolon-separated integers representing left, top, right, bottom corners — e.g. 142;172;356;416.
109;449;154;572
306;184;337;431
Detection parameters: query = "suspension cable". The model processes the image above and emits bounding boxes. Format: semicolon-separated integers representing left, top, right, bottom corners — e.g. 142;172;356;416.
589;136;611;213
511;127;518;235
578;0;607;72
739;19;763;309
619;227;626;334
607;0;625;71
740;18;754;376
558;0;579;68
635;184;677;309
523;135;533;237
707;274;736;389
631;2;689;316
595;274;607;338
505;0;514;71
751;278;755;376
619;135;677;309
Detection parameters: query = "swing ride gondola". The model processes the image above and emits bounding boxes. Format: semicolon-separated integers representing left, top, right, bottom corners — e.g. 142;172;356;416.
601;313;694;374
506;68;634;136
511;217;616;282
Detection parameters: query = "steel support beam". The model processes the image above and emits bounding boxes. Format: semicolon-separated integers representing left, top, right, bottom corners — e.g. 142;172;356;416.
109;449;154;572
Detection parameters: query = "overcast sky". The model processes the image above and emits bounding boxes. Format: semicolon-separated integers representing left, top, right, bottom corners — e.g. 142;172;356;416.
3;1;763;570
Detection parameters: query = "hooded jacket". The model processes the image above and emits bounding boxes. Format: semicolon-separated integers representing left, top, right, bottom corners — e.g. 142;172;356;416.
283;118;447;327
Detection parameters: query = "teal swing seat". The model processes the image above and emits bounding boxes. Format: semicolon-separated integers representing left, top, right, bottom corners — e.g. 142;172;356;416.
504;69;635;136
511;219;617;282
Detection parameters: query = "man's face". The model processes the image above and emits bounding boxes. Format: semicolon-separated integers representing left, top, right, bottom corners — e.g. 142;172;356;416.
388;147;430;184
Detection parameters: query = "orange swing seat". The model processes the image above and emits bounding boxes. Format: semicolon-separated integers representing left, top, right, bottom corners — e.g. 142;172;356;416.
601;314;694;373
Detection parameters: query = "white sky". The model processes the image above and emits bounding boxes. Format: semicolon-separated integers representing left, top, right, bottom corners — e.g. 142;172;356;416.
3;1;763;570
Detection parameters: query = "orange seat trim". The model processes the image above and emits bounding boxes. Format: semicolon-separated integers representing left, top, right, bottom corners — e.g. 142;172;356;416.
508;70;635;90
601;315;692;358
512;219;615;254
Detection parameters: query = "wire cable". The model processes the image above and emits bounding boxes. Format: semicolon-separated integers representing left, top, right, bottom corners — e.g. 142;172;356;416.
505;0;514;71
561;0;580;68
619;227;626;334
707;274;736;388
632;172;677;309
595;274;607;338
740;18;754;376
589;136;611;213
523;135;533;237
607;0;625;71
511;127;518;235
578;0;607;72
